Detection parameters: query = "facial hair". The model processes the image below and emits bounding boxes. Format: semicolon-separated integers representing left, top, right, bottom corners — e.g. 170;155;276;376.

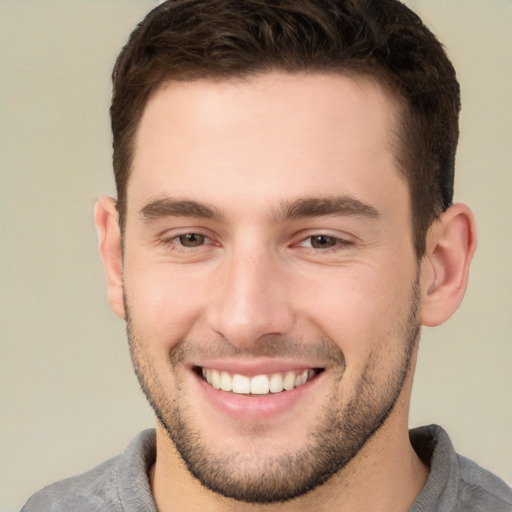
125;275;421;504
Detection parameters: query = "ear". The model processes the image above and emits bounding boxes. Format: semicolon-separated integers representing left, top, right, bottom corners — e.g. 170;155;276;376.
420;203;477;327
94;196;125;320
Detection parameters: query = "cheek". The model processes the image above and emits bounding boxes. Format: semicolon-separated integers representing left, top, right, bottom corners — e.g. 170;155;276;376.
123;259;211;349
295;264;415;359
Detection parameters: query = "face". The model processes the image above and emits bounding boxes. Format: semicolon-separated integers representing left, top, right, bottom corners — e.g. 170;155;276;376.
122;73;421;502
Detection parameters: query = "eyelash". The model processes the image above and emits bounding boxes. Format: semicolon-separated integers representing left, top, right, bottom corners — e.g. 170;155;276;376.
296;234;352;252
159;231;352;254
159;232;215;252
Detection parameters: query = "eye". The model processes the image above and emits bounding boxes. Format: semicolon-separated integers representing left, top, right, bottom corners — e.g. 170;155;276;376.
176;233;208;247
300;235;342;249
308;235;338;249
157;230;219;261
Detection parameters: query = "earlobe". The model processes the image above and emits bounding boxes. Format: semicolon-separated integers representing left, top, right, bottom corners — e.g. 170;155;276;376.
94;196;126;320
420;204;477;327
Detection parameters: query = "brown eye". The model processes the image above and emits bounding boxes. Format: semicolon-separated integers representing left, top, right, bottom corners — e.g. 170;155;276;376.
178;233;206;247
309;235;338;249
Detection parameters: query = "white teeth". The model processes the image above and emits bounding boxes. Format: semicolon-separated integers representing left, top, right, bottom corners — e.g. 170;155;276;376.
220;371;232;392
232;374;251;394
202;367;212;384
211;369;221;390
269;373;284;393
250;375;270;395
201;368;316;395
283;371;296;391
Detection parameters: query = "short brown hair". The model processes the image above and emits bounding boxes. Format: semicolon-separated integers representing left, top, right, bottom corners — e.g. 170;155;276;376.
111;0;460;257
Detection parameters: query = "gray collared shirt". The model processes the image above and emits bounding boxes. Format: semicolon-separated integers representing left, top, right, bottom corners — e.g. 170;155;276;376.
21;425;512;511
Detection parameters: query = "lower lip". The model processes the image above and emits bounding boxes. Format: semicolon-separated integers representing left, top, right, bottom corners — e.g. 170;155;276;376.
192;370;322;421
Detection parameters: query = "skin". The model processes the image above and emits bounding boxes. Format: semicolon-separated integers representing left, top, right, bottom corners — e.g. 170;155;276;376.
95;72;476;511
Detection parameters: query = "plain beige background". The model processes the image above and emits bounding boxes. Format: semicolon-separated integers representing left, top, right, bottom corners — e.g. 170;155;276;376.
1;1;510;511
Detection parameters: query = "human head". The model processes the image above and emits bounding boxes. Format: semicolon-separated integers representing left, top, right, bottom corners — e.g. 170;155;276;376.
96;2;478;504
110;0;460;257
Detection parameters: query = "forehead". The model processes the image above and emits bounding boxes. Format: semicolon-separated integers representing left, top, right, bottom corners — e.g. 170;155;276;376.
128;72;407;219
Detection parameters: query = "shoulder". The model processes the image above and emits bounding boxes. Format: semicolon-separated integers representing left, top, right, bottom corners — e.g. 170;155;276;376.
21;429;157;512
410;424;512;512
455;454;512;512
20;456;122;512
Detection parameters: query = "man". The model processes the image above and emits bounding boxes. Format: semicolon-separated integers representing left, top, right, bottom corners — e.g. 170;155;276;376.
22;0;512;511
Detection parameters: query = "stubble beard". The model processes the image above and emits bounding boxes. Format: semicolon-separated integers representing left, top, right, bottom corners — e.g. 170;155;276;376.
125;277;421;504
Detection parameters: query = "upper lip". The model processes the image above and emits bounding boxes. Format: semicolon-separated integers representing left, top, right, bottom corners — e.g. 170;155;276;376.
190;358;325;377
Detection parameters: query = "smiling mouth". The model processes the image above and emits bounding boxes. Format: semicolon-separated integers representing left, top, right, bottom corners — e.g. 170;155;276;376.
197;367;323;396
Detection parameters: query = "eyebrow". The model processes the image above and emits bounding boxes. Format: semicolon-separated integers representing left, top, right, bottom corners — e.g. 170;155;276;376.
140;198;223;222
273;196;380;222
140;195;380;224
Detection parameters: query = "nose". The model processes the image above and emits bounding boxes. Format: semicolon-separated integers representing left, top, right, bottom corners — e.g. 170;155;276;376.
206;245;295;350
